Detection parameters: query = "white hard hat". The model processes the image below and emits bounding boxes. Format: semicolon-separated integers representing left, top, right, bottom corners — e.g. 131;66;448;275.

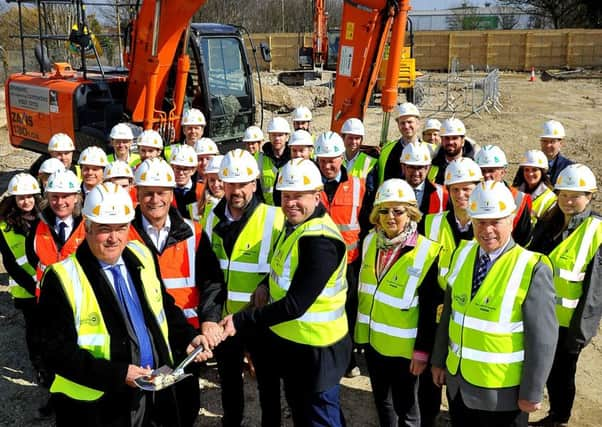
475;145;508;168
314;131;345;158
267;117;291;134
78;146;108;167
103;160;134;180
137;129;164;149
540;120;565;139
169;144;198;167
219;149;259;183
7;173;41;196
242;126;264;142
45;170;81;193
194;137;219;156
205;155;225;175
109;123;134;140
276;158;323;191
39;158;66;175
374;178;416;205
292;106;313;122
519;150;549;170
288;130;314;147
423;118;442;132
554;164;597;193
341;118;365;137
400;142;432;166
181;108;206;126
440;118;466;137
134;158;175;188
396;102;420;119
82;182;135;224
444;158;483;186
468;181;516;219
48;133;75;152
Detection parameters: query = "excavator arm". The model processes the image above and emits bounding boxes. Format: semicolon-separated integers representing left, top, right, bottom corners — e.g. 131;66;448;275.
330;0;411;145
313;0;329;69
125;0;207;131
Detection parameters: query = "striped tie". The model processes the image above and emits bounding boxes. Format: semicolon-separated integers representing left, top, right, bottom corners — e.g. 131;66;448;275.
471;253;490;297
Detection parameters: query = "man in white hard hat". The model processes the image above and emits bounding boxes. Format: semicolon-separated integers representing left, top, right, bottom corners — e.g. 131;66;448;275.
378;102;421;184
221;158;351;426
37;158;66;190
539;119;573;184
314;131;372;378
107;123;141;168
341;118;377;183
169;144;204;219
31;133;81;179
242;125;264;156
181;108;206;146
422;118;442;146
429;118;479;185
136;129;164;163
431;181;557;427
78;146;108;197
475;145;533;246
257;117;291;205
193;137;219;184
199;148;284;427
37;183;212;426
291;106;313;132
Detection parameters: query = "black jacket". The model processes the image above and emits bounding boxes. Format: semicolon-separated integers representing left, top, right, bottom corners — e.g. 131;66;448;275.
37;240;198;426
547;153;574;185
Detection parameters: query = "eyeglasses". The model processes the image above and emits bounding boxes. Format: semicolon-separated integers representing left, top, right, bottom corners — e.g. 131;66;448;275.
378;208;407;217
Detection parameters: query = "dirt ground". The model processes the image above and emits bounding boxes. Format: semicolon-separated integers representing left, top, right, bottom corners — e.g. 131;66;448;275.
0;72;601;427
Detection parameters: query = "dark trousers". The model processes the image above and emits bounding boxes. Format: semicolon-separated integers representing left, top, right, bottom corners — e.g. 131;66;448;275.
215;333;281;427
345;260;360;369
365;346;419;427
418;366;441;427
448;392;527;427
546;327;581;422
283;380;345;427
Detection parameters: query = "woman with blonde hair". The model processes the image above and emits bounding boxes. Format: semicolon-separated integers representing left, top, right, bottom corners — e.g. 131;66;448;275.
356;178;443;426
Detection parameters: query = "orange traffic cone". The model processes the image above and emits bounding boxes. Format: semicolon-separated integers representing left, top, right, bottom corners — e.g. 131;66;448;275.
529;67;536;82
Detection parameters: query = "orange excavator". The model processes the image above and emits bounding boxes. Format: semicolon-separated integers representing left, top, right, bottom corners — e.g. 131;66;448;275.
330;0;412;146
4;0;261;153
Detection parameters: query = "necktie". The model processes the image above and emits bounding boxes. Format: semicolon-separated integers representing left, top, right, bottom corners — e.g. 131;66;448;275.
57;221;67;244
471;253;490;297
109;265;154;368
175;187;187;196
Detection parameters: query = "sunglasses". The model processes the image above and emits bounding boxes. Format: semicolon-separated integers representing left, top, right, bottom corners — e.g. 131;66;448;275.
378;208;406;217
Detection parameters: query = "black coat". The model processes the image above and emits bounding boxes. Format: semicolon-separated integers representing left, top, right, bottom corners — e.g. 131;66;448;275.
37;240;198;426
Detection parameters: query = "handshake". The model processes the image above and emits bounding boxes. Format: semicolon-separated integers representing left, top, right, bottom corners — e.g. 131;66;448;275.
200;315;236;349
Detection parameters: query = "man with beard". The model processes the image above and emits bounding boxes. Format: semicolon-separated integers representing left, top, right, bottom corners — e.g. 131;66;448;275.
429;118;479;185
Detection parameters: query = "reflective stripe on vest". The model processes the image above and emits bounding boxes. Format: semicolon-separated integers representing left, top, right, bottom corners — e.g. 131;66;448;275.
424;211;458;289
355;231;440;357
531;188;557;221
258;153;277;205
34;220;86;295
445;242;538;388
210;204;284;314
548;216;602;327
49;241;171;401
346;152;377;179
1;223;37;299
269;216;348;346
377;141;397;184
320;176;365;263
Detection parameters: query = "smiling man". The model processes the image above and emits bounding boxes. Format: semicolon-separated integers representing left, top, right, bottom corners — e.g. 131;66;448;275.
220;158;351;427
431;181;557;427
78;146;108;197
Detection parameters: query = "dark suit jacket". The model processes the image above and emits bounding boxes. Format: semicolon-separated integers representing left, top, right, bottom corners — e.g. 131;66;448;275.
37;240;197;426
431;239;558;411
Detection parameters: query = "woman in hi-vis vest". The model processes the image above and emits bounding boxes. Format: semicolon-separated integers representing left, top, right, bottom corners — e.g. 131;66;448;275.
528;164;602;427
355;178;443;427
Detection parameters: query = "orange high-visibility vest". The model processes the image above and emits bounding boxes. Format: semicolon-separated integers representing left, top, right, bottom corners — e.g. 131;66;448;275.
425;183;449;214
320;176;366;264
34;220;86;296
510;186;532;229
129;219;202;328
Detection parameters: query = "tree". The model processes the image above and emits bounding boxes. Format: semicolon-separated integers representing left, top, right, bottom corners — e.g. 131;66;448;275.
447;2;491;30
499;0;602;29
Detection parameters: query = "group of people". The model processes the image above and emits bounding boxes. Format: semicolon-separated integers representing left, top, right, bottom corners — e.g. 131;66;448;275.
0;102;600;427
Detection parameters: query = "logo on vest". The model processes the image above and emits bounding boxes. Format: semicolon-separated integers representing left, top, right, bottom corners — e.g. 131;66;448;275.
454;293;467;306
81;312;100;326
